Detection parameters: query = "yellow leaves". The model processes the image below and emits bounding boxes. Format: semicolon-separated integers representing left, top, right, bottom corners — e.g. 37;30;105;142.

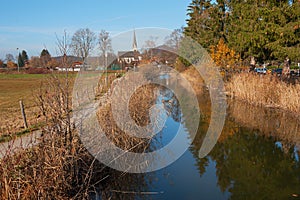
210;38;240;70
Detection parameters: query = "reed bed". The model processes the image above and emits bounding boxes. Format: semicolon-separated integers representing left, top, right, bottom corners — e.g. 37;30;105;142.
227;73;300;114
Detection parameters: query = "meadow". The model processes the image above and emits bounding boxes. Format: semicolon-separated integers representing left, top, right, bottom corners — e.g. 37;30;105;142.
0;73;77;139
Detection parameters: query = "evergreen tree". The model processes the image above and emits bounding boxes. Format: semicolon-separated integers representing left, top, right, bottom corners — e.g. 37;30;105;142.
18;53;25;67
40;49;51;68
185;0;300;63
21;50;29;64
185;0;228;49
227;0;299;62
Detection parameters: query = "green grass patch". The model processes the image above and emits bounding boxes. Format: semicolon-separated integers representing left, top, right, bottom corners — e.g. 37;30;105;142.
0;122;44;143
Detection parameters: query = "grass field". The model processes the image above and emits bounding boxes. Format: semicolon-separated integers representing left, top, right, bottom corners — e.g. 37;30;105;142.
0;73;78;138
0;74;48;136
0;72;121;138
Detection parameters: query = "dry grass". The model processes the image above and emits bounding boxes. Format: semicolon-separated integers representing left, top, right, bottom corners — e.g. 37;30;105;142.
0;74;101;199
97;83;157;153
181;67;205;94
0;74;45;136
227;73;300;113
0;71;159;199
0;73;76;138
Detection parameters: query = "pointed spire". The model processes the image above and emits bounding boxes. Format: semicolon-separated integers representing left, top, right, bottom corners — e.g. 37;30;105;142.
132;29;137;51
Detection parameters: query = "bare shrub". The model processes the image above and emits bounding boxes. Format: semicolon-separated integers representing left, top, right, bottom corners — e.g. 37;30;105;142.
0;74;102;199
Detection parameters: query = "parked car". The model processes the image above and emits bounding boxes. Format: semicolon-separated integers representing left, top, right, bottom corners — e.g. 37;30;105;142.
271;68;283;75
254;67;267;74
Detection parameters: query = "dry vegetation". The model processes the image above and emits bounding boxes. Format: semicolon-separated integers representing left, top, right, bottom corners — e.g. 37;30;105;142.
0;74;45;137
0;72;159;199
97;83;158;152
227;73;300;114
0;73;76;140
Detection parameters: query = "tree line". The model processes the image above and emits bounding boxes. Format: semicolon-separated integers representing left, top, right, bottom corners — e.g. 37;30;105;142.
184;0;300;64
0;29;114;69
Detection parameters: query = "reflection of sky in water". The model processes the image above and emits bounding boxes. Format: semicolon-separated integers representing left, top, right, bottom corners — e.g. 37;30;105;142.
143;86;229;199
143;155;229;199
275;141;299;162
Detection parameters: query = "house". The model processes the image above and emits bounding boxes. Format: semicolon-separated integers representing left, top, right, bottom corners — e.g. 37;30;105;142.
56;61;83;72
117;30;142;69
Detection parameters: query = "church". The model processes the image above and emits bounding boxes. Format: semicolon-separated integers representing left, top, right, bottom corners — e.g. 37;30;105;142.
117;30;142;69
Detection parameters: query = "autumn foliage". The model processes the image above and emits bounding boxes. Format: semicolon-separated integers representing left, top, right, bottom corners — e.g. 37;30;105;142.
7;61;17;69
210;38;240;71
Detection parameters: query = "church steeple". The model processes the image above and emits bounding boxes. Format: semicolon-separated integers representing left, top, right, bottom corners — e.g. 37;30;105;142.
132;29;138;52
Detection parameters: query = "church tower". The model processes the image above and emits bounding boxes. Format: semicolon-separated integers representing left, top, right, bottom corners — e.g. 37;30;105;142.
132;29;138;52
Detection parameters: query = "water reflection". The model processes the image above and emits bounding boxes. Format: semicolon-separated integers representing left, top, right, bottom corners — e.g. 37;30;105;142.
228;100;300;152
93;76;300;199
190;98;300;199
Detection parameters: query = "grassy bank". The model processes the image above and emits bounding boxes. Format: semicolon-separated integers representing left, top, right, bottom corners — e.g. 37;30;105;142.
0;70;153;199
227;73;300;114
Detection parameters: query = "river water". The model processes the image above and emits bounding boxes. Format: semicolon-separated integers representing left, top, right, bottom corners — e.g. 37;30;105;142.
91;71;300;200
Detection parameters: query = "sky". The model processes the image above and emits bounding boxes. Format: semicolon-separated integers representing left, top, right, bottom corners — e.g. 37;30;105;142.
0;0;190;59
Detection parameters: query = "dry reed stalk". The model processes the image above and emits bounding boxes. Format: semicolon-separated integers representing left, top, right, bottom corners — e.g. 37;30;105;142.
227;73;300;114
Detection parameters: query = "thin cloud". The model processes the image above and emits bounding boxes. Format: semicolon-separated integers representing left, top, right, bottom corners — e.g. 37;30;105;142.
0;26;65;35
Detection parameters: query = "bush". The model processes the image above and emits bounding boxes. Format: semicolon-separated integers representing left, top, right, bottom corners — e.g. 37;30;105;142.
26;67;50;74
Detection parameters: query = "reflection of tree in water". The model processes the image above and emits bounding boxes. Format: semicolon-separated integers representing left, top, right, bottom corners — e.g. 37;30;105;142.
228;100;300;152
189;98;300;199
158;86;181;123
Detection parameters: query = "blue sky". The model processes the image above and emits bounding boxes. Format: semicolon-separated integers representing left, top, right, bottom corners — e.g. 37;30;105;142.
0;0;190;59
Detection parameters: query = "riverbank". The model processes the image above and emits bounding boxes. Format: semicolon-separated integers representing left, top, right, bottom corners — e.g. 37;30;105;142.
227;73;300;114
181;66;300;116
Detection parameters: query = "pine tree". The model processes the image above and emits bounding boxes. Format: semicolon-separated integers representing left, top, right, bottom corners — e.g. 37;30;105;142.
40;49;51;68
21;50;29;64
185;0;215;48
18;53;25;67
227;0;299;62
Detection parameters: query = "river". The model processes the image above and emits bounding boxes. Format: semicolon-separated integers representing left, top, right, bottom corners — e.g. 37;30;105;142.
88;76;300;200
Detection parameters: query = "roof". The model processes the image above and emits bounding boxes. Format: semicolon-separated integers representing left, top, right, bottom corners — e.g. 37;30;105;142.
118;50;141;58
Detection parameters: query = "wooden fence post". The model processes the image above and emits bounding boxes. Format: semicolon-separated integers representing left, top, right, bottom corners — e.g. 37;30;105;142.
19;100;28;129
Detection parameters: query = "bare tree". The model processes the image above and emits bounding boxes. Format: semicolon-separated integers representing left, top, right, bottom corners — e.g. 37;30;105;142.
143;36;158;60
143;36;158;49
55;30;73;143
164;28;183;51
56;30;71;58
5;53;15;62
56;30;72;68
98;30;113;67
71;28;96;64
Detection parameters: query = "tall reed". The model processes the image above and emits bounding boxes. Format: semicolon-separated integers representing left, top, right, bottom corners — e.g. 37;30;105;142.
227;73;300;113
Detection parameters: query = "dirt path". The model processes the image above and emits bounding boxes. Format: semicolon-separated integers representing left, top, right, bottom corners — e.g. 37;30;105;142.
0;130;41;159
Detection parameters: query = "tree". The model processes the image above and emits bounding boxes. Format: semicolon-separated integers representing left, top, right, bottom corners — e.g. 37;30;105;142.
0;59;4;68
210;38;240;73
21;50;29;65
56;30;73;68
226;0;299;62
7;61;17;68
164;28;184;51
18;53;25;67
184;0;300;63
142;36;158;61
29;56;41;68
40;49;51;68
98;30;112;66
5;53;14;62
71;28;96;63
185;0;225;49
